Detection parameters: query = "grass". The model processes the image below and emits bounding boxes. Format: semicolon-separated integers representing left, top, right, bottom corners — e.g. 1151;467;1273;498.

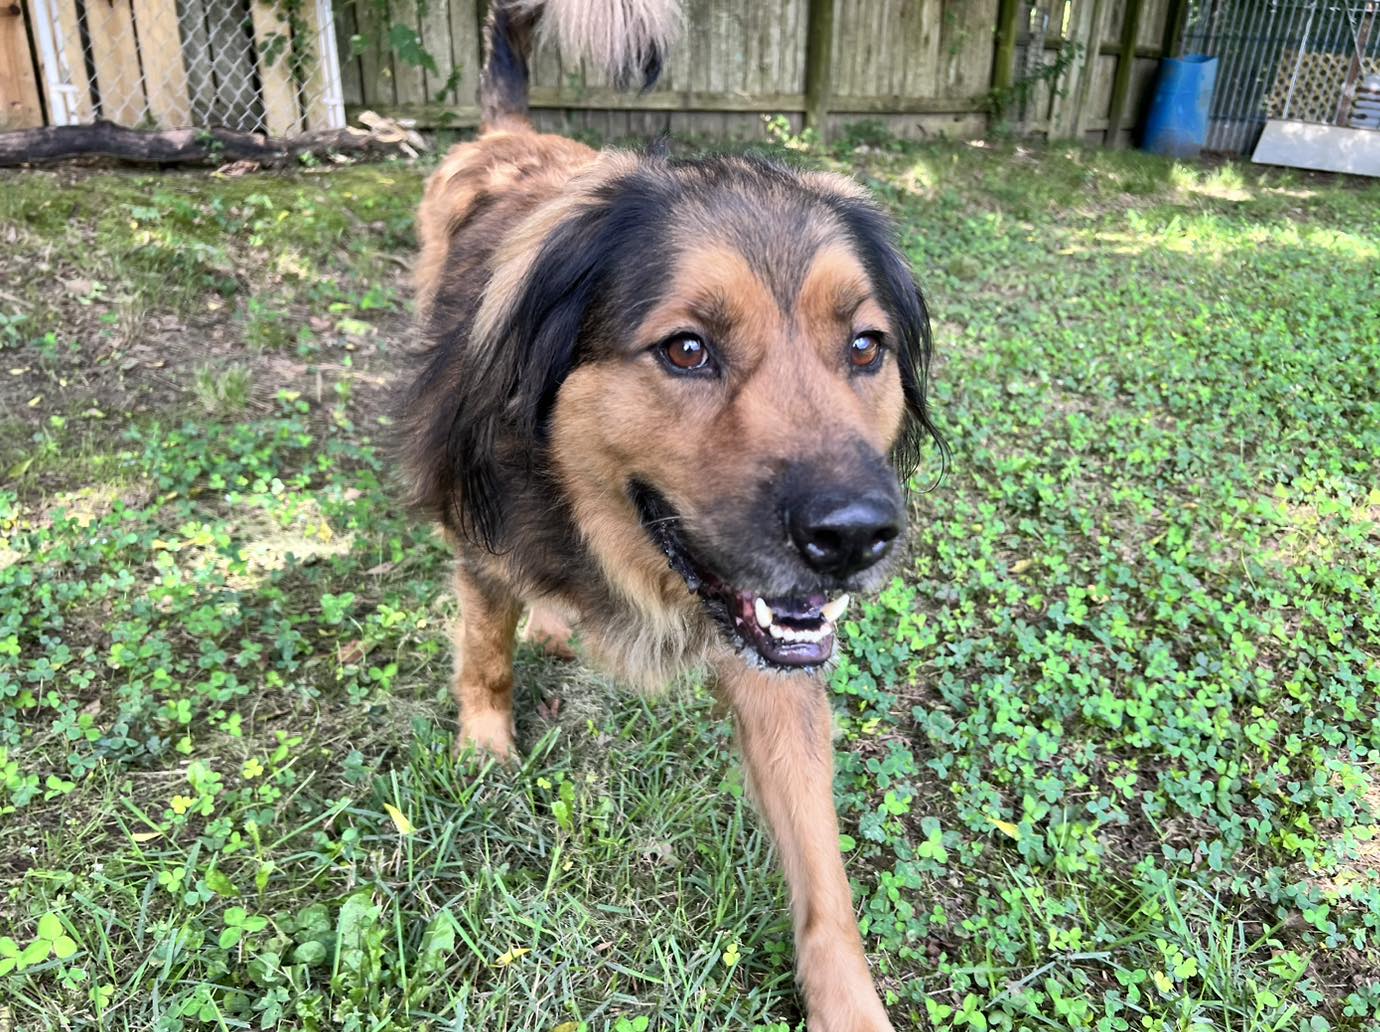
0;134;1377;1031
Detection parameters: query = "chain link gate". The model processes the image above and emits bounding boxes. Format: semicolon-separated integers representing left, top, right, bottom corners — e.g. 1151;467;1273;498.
28;0;346;135
1180;0;1380;153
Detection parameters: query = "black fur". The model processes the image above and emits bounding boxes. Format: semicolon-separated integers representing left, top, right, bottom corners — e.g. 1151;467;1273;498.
480;7;536;126
442;170;677;551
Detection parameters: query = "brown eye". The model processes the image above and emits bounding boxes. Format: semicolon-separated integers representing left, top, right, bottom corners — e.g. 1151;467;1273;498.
850;333;883;370
660;333;713;373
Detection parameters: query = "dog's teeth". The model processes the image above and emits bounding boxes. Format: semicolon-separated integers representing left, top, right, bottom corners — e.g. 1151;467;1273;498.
768;622;786;639
820;594;850;623
753;597;773;629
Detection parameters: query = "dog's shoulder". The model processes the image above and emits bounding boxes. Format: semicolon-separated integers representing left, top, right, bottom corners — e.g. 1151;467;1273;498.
415;131;601;324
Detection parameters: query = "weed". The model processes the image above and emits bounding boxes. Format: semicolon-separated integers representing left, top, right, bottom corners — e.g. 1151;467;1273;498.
192;363;253;416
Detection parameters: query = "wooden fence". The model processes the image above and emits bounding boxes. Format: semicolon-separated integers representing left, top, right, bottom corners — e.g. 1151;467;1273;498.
4;0;1186;146
333;0;1184;145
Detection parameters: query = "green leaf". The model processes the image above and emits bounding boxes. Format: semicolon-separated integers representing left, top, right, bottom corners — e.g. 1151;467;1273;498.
52;935;78;960
204;869;238;896
218;926;243;949
387;23;438;74
291;940;328;966
20;938;51;968
37;913;63;941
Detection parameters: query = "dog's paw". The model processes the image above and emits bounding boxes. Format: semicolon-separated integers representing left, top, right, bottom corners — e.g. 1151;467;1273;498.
454;711;517;762
799;939;894;1032
806;1002;894;1032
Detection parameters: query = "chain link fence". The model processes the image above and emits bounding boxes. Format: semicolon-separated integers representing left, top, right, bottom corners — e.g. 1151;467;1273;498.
28;0;345;135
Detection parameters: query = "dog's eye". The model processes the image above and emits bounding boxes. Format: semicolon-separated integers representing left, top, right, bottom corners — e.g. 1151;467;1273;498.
659;333;714;374
849;333;884;371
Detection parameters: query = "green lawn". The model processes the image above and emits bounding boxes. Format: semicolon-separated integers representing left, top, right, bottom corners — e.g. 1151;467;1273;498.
1;136;1377;1031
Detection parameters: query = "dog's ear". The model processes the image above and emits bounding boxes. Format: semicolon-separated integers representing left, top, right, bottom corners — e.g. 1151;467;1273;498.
826;194;946;483
437;177;667;549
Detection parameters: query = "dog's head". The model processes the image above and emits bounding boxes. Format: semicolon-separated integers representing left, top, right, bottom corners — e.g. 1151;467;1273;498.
449;154;942;670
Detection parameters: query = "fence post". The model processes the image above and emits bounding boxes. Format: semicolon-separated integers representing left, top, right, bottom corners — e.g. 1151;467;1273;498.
803;0;834;142
1106;0;1145;147
1161;0;1189;59
993;0;1022;95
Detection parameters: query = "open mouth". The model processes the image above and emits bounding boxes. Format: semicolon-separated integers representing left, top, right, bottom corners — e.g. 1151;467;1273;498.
632;483;848;669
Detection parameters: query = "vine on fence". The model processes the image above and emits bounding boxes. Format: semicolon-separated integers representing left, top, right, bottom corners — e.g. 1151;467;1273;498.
344;1;465;103
984;40;1086;123
263;0;464;110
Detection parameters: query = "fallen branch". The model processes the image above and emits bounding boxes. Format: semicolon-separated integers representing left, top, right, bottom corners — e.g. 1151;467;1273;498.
0;117;428;168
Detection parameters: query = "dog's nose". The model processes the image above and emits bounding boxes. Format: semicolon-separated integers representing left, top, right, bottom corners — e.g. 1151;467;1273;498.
788;493;900;577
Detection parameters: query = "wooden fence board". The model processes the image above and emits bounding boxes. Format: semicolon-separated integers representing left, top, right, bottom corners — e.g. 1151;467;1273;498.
391;1;428;106
335;0;365;106
445;0;481;105
133;0;193;127
418;0;455;100
354;0;395;106
941;0;999;100
87;0;146;124
1138;0;1171;49
1;3;44;129
300;0;337;128
178;0;216;126
251;0;302;135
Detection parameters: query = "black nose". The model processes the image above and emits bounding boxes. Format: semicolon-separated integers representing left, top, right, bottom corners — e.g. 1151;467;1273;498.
788;493;901;577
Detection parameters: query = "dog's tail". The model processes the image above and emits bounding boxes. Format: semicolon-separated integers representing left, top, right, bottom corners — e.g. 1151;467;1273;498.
480;0;681;130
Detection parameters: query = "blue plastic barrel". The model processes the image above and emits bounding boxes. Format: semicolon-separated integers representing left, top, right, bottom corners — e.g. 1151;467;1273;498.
1142;56;1219;158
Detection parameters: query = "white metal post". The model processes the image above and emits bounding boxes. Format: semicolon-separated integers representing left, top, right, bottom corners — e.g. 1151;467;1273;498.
314;0;347;129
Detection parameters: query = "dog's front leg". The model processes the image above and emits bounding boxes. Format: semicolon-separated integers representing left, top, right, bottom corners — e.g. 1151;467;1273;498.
718;661;893;1032
450;563;522;759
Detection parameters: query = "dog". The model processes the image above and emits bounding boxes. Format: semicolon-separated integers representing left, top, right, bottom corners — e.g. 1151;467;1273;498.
398;2;941;1027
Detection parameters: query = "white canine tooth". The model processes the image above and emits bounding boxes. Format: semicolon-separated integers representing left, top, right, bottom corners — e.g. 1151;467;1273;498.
754;597;774;629
768;623;786;639
820;594;851;623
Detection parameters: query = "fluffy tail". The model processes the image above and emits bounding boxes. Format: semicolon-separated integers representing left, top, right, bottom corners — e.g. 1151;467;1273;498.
480;0;681;129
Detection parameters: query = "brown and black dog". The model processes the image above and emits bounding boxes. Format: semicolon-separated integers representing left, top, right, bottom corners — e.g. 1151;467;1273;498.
398;2;942;1027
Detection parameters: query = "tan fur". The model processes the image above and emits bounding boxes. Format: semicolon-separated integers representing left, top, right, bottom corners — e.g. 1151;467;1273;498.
513;0;681;84
450;566;523;759
470;151;641;349
415;130;602;322
412;128;903;1030
522;606;577;659
718;661;893;1030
